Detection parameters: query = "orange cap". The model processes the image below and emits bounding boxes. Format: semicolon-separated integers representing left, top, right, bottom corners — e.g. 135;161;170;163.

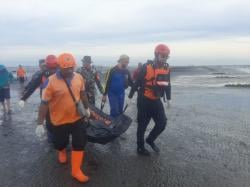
57;53;76;69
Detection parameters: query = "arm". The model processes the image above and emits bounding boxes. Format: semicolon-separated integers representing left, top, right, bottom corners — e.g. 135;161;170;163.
165;69;171;100
80;90;89;109
165;85;171;100
132;70;137;81
128;65;146;98
21;71;43;101
80;78;91;117
35;77;52;137
103;68;113;96
35;101;49;137
37;102;49;125
127;70;134;87
38;78;52;124
95;72;104;94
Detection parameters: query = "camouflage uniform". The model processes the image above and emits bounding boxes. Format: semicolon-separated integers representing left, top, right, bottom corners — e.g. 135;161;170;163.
77;66;104;105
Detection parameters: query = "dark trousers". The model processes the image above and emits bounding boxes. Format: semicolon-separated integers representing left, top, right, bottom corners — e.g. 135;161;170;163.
51;119;87;151
137;96;167;148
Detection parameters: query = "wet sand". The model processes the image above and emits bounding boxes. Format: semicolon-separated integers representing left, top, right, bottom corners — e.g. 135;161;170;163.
0;66;250;187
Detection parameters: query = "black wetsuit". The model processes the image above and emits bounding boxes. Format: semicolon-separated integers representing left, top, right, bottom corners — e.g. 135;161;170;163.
21;69;54;142
21;70;44;101
129;61;171;148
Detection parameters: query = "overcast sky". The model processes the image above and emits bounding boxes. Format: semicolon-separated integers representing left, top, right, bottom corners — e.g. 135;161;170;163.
0;0;250;66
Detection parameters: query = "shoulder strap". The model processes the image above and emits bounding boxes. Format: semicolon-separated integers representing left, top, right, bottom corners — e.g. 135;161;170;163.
62;76;77;103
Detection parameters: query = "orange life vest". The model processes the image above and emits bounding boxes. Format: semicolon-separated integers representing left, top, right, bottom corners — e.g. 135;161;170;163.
144;63;170;100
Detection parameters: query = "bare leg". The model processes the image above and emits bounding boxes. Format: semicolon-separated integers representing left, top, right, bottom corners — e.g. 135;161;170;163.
6;99;11;113
1;102;6;113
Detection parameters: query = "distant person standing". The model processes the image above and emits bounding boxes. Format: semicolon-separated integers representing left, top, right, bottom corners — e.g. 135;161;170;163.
129;44;171;156
132;62;143;81
17;65;26;83
77;56;104;105
102;54;133;117
0;65;14;114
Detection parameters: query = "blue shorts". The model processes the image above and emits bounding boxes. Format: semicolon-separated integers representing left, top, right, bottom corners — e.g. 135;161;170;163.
0;87;10;102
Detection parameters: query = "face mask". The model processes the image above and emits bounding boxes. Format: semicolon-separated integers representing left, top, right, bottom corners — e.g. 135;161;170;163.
61;68;74;78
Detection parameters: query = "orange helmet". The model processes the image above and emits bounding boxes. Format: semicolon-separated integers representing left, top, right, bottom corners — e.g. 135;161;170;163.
45;55;57;68
57;53;76;69
154;44;170;56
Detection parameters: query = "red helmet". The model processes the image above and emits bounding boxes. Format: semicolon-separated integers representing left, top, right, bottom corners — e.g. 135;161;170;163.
154;44;170;56
45;55;58;68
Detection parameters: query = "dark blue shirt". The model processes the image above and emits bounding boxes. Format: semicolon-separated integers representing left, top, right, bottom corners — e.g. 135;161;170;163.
104;65;133;95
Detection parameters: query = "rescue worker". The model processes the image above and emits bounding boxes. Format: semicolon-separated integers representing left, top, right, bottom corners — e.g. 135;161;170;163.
18;55;58;143
128;44;171;156
24;59;45;90
19;56;57;104
36;53;91;183
102;54;133;117
0;65;13;114
17;65;27;83
77;56;104;105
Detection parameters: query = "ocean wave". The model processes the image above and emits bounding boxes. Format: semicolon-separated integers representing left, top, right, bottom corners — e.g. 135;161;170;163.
237;68;250;74
225;82;250;88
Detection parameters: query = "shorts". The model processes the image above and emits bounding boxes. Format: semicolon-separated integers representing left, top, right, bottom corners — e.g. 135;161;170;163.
51;119;87;151
0;87;10;102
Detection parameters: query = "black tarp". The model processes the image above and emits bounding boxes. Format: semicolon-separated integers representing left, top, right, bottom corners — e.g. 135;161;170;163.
86;105;132;144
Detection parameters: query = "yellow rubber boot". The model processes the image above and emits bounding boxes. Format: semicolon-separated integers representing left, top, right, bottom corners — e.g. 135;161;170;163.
71;151;89;183
58;149;67;164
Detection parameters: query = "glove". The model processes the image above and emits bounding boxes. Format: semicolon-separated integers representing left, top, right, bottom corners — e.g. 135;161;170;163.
18;100;25;108
35;125;45;138
167;100;171;109
84;108;91;118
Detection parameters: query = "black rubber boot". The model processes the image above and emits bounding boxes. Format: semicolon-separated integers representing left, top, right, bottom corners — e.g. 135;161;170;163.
137;146;150;156
146;139;160;153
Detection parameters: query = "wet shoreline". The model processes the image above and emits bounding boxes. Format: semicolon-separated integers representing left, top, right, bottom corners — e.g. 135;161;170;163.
1;66;250;187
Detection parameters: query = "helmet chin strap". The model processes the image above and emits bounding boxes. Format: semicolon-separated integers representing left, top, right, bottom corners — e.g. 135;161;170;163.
154;56;166;67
